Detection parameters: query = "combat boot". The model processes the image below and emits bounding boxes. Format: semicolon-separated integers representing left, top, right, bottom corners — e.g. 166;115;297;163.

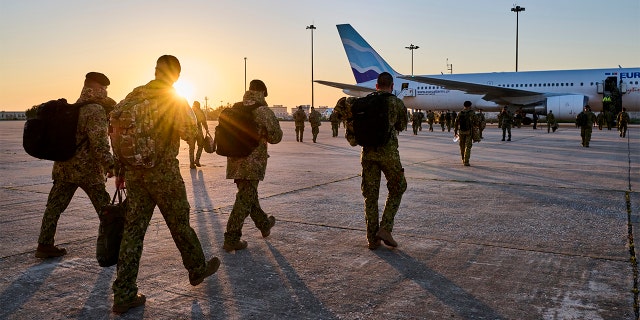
223;240;248;252
189;257;221;286
223;231;247;252
368;239;381;250
260;216;276;238
375;229;398;248
35;244;67;258
112;293;146;314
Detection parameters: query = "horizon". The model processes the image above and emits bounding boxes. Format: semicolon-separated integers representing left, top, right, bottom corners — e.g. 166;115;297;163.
1;0;639;112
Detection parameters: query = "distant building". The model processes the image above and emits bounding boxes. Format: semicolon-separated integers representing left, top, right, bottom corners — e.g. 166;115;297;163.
0;111;26;120
270;105;288;120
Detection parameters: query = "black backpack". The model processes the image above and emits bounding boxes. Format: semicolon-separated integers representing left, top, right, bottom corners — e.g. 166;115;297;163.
23;98;87;161
458;110;473;131
575;112;587;127
215;102;260;157
350;92;394;147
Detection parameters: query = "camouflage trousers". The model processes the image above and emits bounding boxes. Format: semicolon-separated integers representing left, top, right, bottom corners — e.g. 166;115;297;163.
311;126;320;142
580;126;593;146
331;123;339;137
112;168;206;305
38;180;110;245
361;159;407;243
225;179;271;243
502;125;512;140
295;126;304;142
458;132;473;165
189;130;205;164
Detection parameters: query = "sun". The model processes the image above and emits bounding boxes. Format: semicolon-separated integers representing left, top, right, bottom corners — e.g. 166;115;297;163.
173;79;195;102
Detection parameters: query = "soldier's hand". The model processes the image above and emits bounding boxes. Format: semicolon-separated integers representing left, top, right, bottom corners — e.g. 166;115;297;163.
115;176;126;190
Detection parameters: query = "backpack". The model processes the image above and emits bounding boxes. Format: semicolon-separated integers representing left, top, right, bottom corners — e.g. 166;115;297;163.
458;110;473;132
350;92;394;147
215;102;260;157
23;98;87;161
109;87;164;169
575;112;586;127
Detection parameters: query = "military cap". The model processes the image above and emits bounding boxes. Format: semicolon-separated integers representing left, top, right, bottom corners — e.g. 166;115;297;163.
85;72;110;86
249;79;268;97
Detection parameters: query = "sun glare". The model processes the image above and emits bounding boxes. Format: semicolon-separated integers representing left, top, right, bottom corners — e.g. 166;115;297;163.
173;79;195;102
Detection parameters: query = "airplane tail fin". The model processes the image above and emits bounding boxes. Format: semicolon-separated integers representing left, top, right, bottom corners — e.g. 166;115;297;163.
337;24;400;84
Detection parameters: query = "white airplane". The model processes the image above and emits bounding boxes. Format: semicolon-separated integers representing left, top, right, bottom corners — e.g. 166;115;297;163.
316;24;640;122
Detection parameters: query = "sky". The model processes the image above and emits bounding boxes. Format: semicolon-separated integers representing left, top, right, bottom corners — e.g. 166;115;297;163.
1;0;639;112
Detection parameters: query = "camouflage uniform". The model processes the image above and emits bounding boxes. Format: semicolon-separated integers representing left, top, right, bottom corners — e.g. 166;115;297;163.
112;79;209;306
343;92;408;245
293;108;307;142
38;86;115;246
411;112;422;135
577;108;597;147
224;90;283;245
617;110;630;138
309;108;322;143
189;104;209;167
546;111;556;133
454;108;477;166
498;109;513;141
426;110;435;132
329;110;341;137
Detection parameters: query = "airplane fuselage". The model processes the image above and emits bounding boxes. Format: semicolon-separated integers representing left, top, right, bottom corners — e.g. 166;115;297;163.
395;68;640;120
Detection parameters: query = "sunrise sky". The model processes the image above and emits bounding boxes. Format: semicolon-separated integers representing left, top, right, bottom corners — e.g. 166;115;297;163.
1;0;639;112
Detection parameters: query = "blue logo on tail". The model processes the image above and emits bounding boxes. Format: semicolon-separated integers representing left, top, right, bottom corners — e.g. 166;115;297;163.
337;24;398;84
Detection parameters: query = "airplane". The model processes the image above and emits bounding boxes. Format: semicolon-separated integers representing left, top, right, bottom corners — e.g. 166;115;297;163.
316;24;640;123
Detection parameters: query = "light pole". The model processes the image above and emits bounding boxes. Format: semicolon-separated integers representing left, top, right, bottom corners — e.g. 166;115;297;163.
306;24;316;108
244;57;247;92
405;44;419;76
511;5;525;72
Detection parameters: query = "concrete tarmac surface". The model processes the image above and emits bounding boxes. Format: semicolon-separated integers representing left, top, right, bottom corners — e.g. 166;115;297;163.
1;120;638;319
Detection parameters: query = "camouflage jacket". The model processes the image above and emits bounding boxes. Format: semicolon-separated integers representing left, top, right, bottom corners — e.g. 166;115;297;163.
293;109;307;126
226;90;283;181
358;92;408;162
309;109;322;127
192;106;209;132
498;110;513;127
52;87;115;185
117;80;197;177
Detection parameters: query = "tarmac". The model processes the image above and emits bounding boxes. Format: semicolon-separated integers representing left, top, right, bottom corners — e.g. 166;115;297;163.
0;120;638;320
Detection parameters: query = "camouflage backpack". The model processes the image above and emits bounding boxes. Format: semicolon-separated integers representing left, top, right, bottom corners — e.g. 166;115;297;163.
109;86;164;168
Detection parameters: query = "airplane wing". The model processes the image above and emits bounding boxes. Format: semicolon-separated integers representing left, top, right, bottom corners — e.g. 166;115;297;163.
398;75;551;106
314;80;376;96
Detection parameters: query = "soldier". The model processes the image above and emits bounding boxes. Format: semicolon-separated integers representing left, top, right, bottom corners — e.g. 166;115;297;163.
576;105;597;147
596;111;604;130
188;101;209;168
35;72;116;259
498;106;514;141
293;106;307;142
546;110;557;133
426;110;435;132
223;79;283;252
476;108;486;139
454;101;477;166
111;55;220;314
343;72;407;250
309;106;322;143
617;107;630;138
445;110;453;132
329;99;343;137
439;111;446;131
411;111;421;135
